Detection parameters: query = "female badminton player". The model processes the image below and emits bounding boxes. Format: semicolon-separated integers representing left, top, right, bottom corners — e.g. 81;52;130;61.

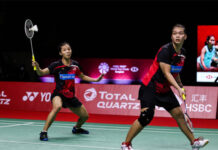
197;35;218;71
121;24;209;150
32;42;104;141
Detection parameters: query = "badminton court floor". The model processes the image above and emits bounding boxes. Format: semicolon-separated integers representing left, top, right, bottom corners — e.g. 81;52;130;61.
0;118;217;150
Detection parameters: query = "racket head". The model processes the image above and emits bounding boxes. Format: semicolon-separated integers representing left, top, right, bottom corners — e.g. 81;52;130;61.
184;113;194;133
24;19;34;39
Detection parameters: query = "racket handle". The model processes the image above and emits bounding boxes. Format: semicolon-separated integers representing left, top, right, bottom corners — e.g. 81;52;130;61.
32;55;36;71
182;88;186;100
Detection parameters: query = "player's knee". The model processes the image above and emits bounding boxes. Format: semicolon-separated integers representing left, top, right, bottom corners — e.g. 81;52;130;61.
84;114;89;120
81;114;89;121
138;107;154;127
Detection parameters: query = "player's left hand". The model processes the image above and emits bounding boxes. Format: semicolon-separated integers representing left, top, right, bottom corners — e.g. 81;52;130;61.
96;74;105;82
178;88;186;100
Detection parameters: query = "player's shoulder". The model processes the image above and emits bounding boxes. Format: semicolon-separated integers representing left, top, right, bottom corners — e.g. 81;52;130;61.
181;47;186;55
158;43;172;55
71;59;79;65
161;42;172;51
49;60;62;67
70;59;80;68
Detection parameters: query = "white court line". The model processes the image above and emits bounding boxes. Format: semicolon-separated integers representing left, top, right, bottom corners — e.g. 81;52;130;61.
0;119;218;135
0;119;213;130
0;120;131;129
0;123;217;136
0;119;217;134
0;139;120;150
0;119;204;130
0;122;33;128
0;119;177;130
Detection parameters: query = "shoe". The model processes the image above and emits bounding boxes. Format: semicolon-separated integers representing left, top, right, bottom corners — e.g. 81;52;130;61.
121;142;134;150
40;131;48;141
72;126;89;134
191;137;209;150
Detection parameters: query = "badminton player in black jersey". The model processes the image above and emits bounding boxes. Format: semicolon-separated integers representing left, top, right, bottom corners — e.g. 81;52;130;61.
121;24;209;150
32;42;104;141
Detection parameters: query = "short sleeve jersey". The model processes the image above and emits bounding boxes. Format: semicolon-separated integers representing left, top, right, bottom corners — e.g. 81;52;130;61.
48;59;82;98
142;42;186;93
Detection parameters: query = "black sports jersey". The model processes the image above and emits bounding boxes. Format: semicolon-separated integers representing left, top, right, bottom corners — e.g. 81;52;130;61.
142;42;186;93
48;59;82;98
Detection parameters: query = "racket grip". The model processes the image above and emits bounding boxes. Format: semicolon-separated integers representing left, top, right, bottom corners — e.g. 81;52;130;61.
32;55;36;71
182;88;186;100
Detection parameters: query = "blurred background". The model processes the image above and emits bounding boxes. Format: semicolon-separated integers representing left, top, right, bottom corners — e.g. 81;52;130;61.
0;0;218;85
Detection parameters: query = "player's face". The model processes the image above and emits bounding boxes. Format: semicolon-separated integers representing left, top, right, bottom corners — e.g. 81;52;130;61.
208;36;215;46
171;27;187;45
59;44;72;59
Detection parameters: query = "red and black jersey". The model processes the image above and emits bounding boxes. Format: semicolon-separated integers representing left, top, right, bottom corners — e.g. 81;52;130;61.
142;42;186;93
48;59;82;98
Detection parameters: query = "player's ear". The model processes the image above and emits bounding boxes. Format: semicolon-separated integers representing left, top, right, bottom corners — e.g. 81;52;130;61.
184;34;187;40
171;35;173;41
59;51;62;56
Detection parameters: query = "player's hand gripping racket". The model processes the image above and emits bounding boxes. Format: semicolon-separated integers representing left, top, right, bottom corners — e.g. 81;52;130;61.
24;19;38;71
182;88;194;133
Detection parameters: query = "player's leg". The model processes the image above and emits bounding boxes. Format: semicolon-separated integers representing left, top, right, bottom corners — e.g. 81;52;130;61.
121;107;154;150
169;106;195;142
70;104;89;128
40;96;63;141
69;104;89;134
121;85;155;150
169;106;209;149
124;118;143;144
43;96;63;131
164;91;209;149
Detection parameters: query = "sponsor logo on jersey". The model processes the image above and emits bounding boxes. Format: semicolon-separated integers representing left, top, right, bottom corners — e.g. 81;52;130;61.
59;74;75;80
171;65;183;73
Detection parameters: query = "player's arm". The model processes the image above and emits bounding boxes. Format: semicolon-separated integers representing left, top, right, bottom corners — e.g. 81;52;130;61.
32;61;50;76
79;73;104;82
175;74;183;88
212;56;218;62
200;47;208;70
159;62;185;98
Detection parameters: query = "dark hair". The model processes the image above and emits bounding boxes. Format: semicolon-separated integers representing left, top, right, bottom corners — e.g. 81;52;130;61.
205;35;214;45
172;24;186;34
58;42;71;52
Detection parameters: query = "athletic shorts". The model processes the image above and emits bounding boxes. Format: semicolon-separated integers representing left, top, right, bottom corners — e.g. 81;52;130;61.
138;84;180;112
51;92;82;108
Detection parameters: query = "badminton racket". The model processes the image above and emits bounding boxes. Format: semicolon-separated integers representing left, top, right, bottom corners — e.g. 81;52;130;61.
24;19;38;71
182;88;194;133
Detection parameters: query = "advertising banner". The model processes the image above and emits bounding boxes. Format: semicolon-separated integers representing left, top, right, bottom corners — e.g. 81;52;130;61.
0;82;217;119
196;25;218;83
0;82;54;111
76;84;140;116
155;87;218;118
40;58;154;84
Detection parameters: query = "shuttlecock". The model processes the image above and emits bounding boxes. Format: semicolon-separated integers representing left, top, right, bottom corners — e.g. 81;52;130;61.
29;25;38;32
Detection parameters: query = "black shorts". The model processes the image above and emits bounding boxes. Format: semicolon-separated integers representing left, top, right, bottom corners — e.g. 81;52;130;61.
138;84;180;112
51;92;82;108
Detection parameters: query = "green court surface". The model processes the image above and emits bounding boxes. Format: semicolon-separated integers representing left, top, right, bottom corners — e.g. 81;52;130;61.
0;119;217;150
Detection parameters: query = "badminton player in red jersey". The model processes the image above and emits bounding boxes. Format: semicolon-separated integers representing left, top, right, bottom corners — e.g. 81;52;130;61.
32;42;104;141
121;24;209;150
